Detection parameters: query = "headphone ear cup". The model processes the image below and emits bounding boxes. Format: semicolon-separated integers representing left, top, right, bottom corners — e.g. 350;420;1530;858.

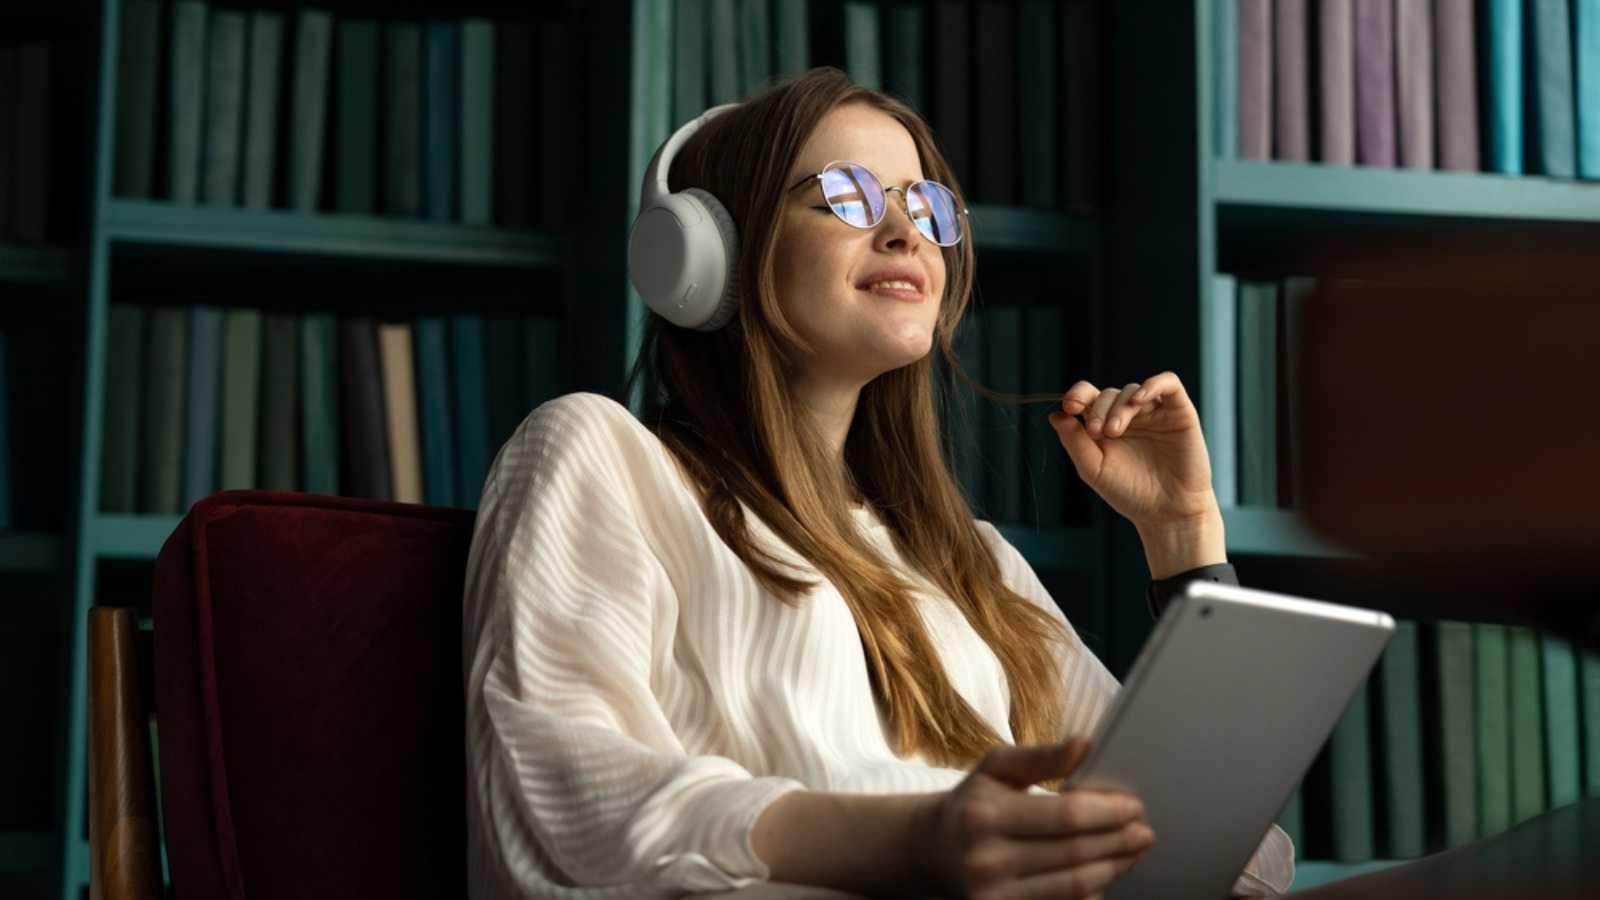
680;188;742;331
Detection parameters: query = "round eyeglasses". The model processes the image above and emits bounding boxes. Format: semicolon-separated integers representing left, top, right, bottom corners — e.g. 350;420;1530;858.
788;160;970;247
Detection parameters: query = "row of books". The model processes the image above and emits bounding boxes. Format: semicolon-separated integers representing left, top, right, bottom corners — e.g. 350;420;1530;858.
0;42;58;244
665;0;1100;211
115;0;574;228
0;330;10;529
1220;0;1600;177
1280;621;1600;861
99;303;563;515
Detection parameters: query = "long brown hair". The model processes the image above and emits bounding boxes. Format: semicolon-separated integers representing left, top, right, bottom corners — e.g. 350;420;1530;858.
628;67;1076;773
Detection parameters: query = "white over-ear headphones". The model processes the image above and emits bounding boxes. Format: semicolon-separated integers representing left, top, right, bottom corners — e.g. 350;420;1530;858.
628;103;744;331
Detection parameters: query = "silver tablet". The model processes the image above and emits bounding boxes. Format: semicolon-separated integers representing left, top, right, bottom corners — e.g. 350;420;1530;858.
1063;580;1395;899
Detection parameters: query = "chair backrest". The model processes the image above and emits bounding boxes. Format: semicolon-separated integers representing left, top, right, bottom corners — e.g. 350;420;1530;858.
151;490;476;899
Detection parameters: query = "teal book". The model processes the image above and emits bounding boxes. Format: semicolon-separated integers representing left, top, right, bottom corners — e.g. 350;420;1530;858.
1375;621;1425;858
1508;626;1547;824
931;0;972;189
843;1;883;91
334;19;381;214
202;9;246;205
384;22;423;217
180;305;224;510
710;0;739;104
1528;0;1576;178
1541;634;1582;809
738;0;771;94
459;18;495;225
1213;0;1237;159
220;308;263;491
1579;0;1600;178
523;315;563;410
485;314;525;450
338;317;391;500
167;0;208;203
1017;0;1056;208
259;314;300;492
450;316;492;509
1203;274;1238;507
0;331;9;527
242;11;284;209
114;0;161;198
1428;620;1478;848
884;1;925;111
674;0;709;127
140;307;187;515
102;305;147;513
972;0;1015;204
299;313;340;496
951;311;986;513
424;20;460;222
1474;623;1512;836
1280;276;1314;507
1484;0;1523;174
1022;304;1066;527
1235;280;1278;507
1276;783;1304;856
1327;681;1375;860
288;8;334;211
774;0;810;78
1582;649;1600;796
982;302;1023;524
413;317;456;507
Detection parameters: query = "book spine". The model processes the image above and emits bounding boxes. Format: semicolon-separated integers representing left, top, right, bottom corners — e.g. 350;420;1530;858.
115;0;162;198
844;1;884;91
101;305;147;513
450;316;491;508
140;308;188;515
180;305;224;510
287;8;335;211
1528;0;1578;177
338;317;392;500
414;317;456;507
242;12;285;209
1541;634;1582;809
1236;280;1278;507
423;20;460;222
1316;0;1354;165
1271;0;1310;161
334;19;381;214
1430;620;1479;848
168;1;209;204
1204;274;1238;507
1579;0;1600;178
1237;0;1272;159
202;10;247;205
459;18;496;225
1213;0;1238;160
1376;620;1426;857
1433;0;1480;172
258;314;301;492
674;0;710;127
1484;0;1523;174
1508;626;1547;823
1393;0;1434;168
220;308;263;491
1352;0;1395;166
774;0;811;78
384;22;424;217
299;312;341;496
1581;648;1600;796
378;322;423;503
1474;622;1512;836
710;0;740;104
885;1;927;113
738;0;772;94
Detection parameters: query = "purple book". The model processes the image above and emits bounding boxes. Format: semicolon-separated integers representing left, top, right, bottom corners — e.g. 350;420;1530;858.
1354;0;1396;166
1239;0;1272;159
1395;0;1435;168
1434;0;1481;171
1319;0;1354;165
1272;0;1309;161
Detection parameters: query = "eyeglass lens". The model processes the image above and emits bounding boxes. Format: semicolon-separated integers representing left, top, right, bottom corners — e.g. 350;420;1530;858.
816;162;964;247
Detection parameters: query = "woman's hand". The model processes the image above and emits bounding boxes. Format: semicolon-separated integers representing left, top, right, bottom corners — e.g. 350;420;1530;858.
915;739;1155;900
1047;371;1218;530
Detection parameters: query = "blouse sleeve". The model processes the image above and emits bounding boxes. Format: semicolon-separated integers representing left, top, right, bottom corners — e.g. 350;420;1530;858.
462;394;807;897
975;523;1296;897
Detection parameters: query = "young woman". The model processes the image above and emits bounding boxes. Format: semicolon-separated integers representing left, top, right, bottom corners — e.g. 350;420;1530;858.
462;67;1293;899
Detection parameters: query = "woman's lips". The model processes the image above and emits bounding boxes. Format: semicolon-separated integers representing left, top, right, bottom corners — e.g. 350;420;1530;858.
859;285;924;302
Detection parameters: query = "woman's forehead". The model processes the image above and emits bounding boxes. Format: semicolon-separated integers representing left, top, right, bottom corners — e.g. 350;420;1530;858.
790;103;925;186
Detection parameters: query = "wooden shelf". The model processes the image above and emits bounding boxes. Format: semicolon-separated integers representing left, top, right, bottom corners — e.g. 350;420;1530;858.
968;204;1097;255
995;524;1097;569
87;514;182;561
0;531;64;574
0;243;72;285
1214;159;1600;224
1222;507;1360;559
102;199;565;270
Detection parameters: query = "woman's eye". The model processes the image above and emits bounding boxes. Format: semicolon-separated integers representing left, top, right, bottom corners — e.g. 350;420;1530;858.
811;206;832;212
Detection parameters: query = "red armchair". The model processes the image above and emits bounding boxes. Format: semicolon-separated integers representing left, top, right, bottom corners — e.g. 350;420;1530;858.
91;490;477;899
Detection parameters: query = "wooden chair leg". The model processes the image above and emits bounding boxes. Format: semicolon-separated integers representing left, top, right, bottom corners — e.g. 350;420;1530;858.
88;607;162;900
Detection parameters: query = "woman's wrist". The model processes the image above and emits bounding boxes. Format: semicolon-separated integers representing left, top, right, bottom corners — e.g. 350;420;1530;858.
752;789;939;898
1134;505;1227;580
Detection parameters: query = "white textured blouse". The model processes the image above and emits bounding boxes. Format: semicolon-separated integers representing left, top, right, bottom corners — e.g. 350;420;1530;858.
462;392;1295;899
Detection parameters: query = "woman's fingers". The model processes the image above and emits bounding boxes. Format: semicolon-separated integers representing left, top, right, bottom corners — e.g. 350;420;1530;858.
1085;388;1123;437
999;820;1156;878
990;790;1145;838
981;852;1145;900
1101;383;1146;437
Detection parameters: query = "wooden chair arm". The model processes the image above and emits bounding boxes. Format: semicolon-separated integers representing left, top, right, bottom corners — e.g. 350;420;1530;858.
88;607;162;900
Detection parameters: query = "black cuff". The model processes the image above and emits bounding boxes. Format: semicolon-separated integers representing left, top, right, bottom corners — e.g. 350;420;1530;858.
1146;563;1240;621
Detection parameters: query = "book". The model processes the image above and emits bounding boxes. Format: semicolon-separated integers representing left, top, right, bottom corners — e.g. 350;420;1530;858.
982;301;1023;524
413;317;456;507
114;0;162;198
972;0;1015;204
1203;274;1238;507
287;8;335;211
1271;0;1309;161
1508;626;1547;824
424;20;460;222
168;1;208;203
1023;304;1066;526
242;11;285;209
951;311;986;512
674;0;710;127
1393;0;1433;168
1433;0;1480;172
1426;620;1478;848
738;0;772;94
11;44;50;241
1528;0;1577;178
383;22;423;217
334;19;381;214
885;1;926;112
1060;0;1099;210
1327;679;1375;860
1017;0;1057;208
1582;648;1600;796
1237;0;1271;159
523;315;563;411
378;322;423;503
495;20;534;227
1213;0;1238;159
259;314;300;492
299;312;340;496
459;18;495;226
140;307;188;515
1352;0;1395;166
1580;0;1600;179
1474;623;1512;836
180;305;223;510
1235;280;1277;507
1542;634;1582;809
101;305;147;513
844;1;883;92
338;317;391;500
1484;0;1523;174
774;0;810;78
1279;276;1313;506
1317;0;1354;165
710;0;740;104
931;0;972;190
450;316;492;508
485;314;525;450
202;9;247;205
220;308;263;491
1374;620;1426;857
